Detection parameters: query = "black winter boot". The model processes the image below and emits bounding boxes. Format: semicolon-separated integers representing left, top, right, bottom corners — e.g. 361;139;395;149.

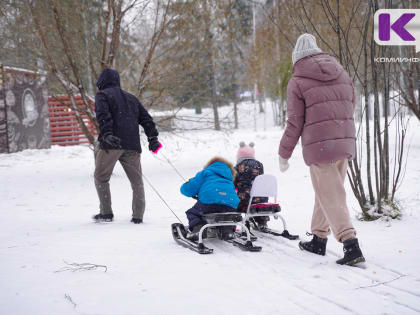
336;238;365;266
218;226;235;240
186;224;206;241
92;213;114;222
253;217;269;230
131;218;143;224
299;233;327;256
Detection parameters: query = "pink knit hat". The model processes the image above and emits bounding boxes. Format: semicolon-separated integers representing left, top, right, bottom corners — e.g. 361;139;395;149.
237;141;255;163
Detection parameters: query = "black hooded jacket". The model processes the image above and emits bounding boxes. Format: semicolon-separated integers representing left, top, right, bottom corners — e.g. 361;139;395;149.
95;68;158;152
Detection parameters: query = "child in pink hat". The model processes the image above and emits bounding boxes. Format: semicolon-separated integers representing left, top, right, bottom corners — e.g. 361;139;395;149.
234;142;269;228
236;141;255;163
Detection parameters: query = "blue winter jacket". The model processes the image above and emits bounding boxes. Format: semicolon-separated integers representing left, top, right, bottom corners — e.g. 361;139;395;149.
181;161;240;209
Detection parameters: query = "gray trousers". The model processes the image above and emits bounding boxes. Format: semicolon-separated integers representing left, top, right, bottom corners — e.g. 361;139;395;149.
94;149;145;219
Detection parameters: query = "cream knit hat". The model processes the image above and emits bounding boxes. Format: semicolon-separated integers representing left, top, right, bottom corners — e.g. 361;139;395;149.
292;33;323;65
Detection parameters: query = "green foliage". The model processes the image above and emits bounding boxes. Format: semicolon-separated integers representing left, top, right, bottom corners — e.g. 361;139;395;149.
280;60;292;101
155;0;253;110
156;1;212;109
263;59;292;101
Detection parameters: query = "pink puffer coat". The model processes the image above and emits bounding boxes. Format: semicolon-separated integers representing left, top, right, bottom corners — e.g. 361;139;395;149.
279;53;356;166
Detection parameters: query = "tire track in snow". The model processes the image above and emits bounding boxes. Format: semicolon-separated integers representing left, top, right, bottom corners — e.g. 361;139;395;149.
201;233;420;313
394;300;420;313
259;233;404;284
327;249;408;278
323;250;420;309
345;265;420;299
383;283;420;298
293;284;360;315
251;236;374;314
291;301;321;315
248;232;420;312
209;238;365;314
373;263;406;276
206;240;325;314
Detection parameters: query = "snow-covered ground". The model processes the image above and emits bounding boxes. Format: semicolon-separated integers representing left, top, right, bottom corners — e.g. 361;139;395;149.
1;104;420;315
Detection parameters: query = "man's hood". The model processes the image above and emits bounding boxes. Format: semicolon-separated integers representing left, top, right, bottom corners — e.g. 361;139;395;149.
293;53;343;82
96;68;121;90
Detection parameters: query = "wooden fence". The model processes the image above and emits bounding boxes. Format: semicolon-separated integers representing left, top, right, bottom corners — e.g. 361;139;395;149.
48;96;97;146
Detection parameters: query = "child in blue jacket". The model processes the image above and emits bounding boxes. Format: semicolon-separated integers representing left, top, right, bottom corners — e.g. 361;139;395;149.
181;157;239;239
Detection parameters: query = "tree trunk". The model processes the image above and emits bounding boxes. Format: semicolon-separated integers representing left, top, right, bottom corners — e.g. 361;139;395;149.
203;0;220;131
383;50;390;201
363;5;374;205
234;101;238;129
258;91;264;113
228;11;238;129
371;0;382;213
82;2;94;95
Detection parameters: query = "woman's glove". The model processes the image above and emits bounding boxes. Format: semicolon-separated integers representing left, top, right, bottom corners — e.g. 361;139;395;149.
279;156;290;173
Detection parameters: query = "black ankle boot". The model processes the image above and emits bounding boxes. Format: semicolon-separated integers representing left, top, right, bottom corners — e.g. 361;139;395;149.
299;233;327;256
336;238;366;266
218;226;235;240
92;213;114;222
186;224;206;241
131;218;143;224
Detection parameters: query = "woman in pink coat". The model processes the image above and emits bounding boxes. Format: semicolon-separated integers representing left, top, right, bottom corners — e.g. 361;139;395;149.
278;34;365;266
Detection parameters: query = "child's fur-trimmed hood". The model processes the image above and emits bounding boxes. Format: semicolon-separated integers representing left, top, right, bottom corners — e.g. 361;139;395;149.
204;156;235;177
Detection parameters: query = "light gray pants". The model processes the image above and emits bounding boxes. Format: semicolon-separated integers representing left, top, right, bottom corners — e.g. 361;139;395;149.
94;149;145;219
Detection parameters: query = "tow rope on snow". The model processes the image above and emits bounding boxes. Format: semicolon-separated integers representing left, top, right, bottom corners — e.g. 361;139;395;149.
142;173;184;225
144;148;198;225
160;151;187;182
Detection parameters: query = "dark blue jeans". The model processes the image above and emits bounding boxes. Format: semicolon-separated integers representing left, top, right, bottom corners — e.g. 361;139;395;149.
186;201;235;230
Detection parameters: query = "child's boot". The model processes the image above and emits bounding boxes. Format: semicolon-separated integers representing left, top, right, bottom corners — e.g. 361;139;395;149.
186;224;206;241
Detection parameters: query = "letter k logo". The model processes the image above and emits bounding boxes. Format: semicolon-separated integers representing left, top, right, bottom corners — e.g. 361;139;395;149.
379;13;415;41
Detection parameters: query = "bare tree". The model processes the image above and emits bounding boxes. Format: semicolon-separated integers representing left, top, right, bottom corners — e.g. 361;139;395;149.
262;0;409;219
23;0;173;144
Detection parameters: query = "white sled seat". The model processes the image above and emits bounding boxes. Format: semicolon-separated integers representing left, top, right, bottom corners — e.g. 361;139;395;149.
245;174;287;230
250;174;278;198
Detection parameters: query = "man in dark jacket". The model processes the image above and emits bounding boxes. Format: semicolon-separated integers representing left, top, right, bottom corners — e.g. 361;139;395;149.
93;68;161;224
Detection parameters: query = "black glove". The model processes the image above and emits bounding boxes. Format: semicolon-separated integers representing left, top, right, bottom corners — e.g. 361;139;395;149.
103;134;122;149
192;195;198;200
148;136;162;153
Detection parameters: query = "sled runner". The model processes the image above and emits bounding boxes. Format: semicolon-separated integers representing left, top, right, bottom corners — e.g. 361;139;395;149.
244;174;299;240
172;223;213;254
171;212;262;254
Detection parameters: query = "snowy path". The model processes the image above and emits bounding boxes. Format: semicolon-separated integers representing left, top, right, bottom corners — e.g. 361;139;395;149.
1;126;420;315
